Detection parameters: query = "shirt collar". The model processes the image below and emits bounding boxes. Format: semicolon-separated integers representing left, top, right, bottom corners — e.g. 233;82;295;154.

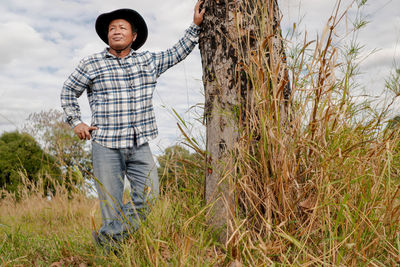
103;48;136;59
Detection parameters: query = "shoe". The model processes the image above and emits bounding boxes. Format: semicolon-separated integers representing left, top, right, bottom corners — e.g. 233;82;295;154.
92;230;103;247
92;230;121;255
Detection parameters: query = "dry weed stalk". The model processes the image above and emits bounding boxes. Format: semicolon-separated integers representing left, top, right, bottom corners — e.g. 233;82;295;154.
220;0;400;264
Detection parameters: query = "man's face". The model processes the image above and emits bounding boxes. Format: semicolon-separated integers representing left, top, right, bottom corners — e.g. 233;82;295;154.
108;19;137;51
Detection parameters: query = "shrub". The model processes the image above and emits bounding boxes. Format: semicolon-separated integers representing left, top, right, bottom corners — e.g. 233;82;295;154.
0;131;61;197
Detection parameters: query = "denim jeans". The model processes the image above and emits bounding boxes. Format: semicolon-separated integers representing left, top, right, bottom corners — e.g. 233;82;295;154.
92;141;159;242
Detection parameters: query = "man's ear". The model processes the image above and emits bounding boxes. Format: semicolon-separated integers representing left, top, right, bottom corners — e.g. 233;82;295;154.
132;33;138;42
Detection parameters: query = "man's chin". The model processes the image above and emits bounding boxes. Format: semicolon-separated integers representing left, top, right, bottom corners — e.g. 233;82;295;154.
110;44;130;51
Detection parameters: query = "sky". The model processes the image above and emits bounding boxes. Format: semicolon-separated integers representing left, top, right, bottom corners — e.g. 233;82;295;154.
0;0;399;154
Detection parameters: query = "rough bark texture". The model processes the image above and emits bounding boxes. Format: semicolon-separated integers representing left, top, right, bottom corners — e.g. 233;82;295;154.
199;0;238;244
199;0;290;243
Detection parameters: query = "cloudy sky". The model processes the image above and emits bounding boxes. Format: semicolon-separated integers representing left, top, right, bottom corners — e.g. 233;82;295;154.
0;0;399;154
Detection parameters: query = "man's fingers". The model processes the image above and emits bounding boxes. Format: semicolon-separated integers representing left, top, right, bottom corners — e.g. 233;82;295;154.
84;128;91;140
73;124;98;140
87;126;98;139
195;0;203;11
76;130;84;140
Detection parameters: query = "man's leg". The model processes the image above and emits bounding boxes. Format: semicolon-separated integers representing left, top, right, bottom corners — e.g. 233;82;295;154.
123;142;159;225
92;141;126;241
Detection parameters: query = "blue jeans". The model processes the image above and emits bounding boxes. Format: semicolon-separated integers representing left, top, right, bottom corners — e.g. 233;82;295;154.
92;141;159;242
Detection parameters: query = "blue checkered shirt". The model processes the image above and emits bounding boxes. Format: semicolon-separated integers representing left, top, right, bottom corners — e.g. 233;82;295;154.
61;23;200;148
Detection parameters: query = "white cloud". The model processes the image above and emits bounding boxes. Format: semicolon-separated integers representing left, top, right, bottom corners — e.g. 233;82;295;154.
0;21;54;65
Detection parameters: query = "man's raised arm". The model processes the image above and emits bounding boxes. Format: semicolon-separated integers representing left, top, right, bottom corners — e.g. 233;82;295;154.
151;0;205;77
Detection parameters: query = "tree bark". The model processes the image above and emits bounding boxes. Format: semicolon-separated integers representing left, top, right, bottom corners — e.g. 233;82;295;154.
199;0;290;244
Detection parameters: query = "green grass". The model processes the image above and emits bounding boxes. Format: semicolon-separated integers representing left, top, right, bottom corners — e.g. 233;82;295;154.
0;179;225;266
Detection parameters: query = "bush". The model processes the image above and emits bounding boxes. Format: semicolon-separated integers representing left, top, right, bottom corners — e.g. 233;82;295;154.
0;131;61;197
23;110;92;190
157;145;204;196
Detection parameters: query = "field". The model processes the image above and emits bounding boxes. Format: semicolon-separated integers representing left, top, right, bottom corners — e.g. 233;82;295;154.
1;0;400;266
0;173;224;266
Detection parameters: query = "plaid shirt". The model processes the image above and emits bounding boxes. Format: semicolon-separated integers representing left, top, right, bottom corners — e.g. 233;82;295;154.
61;23;200;148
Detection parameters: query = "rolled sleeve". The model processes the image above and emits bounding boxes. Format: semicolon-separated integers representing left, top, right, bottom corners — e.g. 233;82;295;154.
61;59;90;128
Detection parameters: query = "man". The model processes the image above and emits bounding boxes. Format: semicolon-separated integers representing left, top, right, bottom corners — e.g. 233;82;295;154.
61;1;205;247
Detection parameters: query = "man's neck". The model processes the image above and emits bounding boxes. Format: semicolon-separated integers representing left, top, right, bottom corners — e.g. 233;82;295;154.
108;47;131;58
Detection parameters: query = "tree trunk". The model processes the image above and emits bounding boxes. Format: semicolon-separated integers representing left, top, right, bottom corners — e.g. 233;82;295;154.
199;0;290;244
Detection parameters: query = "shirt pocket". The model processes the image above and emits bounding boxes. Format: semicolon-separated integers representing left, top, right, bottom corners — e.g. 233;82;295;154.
136;63;157;85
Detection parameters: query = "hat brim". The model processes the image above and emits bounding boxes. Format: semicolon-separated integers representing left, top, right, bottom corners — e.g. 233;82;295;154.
95;9;148;51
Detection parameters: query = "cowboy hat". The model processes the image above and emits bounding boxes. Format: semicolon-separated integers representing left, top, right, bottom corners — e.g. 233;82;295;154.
95;8;148;50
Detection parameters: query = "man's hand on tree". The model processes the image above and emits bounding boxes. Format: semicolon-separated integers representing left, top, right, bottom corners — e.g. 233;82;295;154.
73;123;98;140
194;0;205;26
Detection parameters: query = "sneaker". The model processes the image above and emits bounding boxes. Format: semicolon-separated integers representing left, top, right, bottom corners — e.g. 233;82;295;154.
92;230;103;247
92;230;121;255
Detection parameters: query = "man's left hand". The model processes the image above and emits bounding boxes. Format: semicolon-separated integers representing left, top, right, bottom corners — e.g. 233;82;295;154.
194;0;205;26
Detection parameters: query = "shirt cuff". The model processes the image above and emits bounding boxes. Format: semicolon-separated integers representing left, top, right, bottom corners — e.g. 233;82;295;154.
189;23;201;36
67;117;83;128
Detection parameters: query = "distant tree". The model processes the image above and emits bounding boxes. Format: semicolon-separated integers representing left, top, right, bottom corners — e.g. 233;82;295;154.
0;131;61;196
157;145;204;195
23;110;92;187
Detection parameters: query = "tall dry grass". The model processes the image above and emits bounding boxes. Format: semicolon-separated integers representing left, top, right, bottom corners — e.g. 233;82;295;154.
0;153;221;266
0;173;99;265
215;0;400;265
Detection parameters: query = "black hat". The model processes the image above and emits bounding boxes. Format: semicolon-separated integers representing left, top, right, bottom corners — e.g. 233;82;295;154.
95;8;148;50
